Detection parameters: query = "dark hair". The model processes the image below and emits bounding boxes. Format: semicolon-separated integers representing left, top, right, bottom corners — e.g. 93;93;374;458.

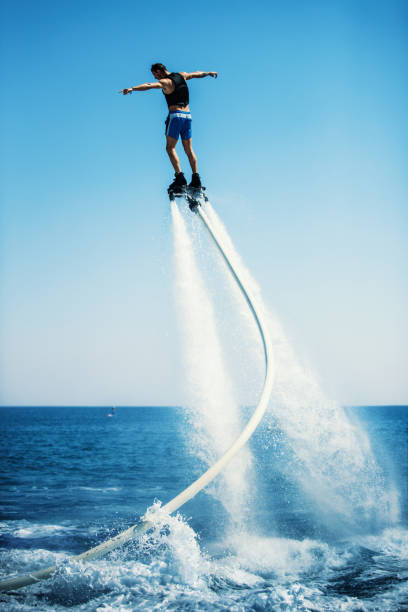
151;63;167;74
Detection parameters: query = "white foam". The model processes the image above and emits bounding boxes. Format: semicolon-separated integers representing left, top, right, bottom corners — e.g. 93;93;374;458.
0;547;68;578
144;501;212;588
77;487;120;493
0;520;74;539
357;526;408;560
2;515;406;611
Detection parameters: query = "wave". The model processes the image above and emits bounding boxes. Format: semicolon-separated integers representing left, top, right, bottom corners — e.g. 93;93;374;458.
0;521;75;539
2;505;407;611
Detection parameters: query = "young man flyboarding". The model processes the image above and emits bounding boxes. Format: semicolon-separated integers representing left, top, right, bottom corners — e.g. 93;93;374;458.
119;63;218;194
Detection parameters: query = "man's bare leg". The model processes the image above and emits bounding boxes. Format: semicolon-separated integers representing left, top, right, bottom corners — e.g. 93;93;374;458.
166;136;182;173
182;139;198;174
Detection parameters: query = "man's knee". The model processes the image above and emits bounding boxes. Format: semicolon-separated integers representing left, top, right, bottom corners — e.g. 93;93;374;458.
182;139;193;153
166;137;178;154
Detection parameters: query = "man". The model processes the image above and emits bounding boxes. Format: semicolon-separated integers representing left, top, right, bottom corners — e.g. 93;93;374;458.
119;63;218;193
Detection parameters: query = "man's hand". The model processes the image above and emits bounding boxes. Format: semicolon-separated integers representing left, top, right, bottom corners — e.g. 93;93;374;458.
209;72;218;78
119;88;133;95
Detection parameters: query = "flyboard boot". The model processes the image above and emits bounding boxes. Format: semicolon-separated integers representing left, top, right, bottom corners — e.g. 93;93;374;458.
186;173;208;212
189;173;202;189
167;172;187;200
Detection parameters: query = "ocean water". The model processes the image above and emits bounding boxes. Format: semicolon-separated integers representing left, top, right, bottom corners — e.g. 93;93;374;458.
1;405;407;611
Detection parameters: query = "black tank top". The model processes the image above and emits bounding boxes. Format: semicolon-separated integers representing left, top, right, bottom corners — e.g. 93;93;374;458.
164;72;189;108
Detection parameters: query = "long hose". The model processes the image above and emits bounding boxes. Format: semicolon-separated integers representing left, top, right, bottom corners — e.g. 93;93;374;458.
0;202;274;593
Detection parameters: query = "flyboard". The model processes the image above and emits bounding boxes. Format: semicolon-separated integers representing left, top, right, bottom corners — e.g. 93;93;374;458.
168;184;208;212
0;189;274;593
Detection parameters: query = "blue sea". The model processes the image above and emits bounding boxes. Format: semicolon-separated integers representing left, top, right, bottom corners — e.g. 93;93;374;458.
1;405;408;611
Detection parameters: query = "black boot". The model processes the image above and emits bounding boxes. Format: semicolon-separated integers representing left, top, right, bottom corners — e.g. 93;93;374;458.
189;173;202;189
168;172;187;193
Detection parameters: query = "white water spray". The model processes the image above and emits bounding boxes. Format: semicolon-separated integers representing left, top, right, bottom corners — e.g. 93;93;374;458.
171;202;253;528
204;203;400;530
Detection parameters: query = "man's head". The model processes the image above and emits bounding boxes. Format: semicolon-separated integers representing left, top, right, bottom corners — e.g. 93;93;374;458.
151;63;168;80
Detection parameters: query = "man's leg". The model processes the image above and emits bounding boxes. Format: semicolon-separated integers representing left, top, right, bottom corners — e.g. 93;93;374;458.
182;139;198;174
166;136;182;173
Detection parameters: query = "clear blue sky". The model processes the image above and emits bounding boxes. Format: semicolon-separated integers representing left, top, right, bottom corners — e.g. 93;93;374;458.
1;0;407;406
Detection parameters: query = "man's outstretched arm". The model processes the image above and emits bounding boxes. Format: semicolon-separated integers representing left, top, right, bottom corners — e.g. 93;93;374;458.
181;71;218;80
119;82;163;95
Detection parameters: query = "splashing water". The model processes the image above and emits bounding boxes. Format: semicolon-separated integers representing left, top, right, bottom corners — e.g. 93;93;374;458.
203;203;400;532
171;202;254;530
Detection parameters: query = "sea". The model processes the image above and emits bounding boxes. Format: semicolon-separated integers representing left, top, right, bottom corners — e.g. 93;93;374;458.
0;405;407;611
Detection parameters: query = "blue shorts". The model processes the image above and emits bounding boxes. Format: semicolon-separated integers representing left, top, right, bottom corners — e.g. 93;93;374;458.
165;110;192;141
